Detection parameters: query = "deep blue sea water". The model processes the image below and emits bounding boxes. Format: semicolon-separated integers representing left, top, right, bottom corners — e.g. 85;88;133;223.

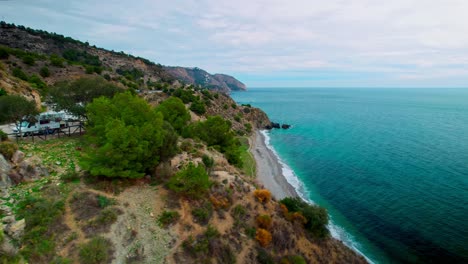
231;88;468;264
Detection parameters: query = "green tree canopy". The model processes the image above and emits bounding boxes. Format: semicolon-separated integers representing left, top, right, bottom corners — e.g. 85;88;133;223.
49;77;123;119
81;92;166;178
0;95;38;125
155;96;190;133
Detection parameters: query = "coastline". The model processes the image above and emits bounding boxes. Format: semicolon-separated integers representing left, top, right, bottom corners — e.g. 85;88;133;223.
250;130;299;200
251;129;374;264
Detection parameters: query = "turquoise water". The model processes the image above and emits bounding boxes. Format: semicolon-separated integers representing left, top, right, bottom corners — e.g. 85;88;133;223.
231;88;468;264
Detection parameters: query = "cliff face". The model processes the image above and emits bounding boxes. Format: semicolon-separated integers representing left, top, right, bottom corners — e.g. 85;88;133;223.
164;66;247;93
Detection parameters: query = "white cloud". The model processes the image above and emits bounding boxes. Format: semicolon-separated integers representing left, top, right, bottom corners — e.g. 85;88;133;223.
2;0;468;86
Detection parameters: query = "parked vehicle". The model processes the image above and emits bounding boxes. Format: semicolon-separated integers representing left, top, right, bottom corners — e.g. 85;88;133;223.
12;111;76;136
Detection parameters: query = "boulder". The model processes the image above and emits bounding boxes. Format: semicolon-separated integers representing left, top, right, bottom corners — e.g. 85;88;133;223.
1;216;15;225
11;150;25;164
281;124;291;129
17;159;49;182
0;155;12;188
5;218;25;240
271;122;280;129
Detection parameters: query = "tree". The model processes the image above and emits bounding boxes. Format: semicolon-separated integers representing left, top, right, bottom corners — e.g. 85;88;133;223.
155;97;190;133
49;77;123;119
81;92;166;178
0;95;38;135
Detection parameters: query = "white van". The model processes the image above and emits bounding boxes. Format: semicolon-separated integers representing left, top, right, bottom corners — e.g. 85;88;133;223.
12;111;73;136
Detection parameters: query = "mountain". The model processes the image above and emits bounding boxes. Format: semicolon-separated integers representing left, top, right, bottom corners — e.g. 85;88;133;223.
164;67;247;93
0;21;245;93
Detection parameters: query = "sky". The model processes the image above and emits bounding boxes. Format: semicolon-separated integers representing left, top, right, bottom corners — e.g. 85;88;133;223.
2;0;468;88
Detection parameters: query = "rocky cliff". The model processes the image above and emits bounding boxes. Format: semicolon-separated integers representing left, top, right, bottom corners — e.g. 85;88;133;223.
164;67;247;93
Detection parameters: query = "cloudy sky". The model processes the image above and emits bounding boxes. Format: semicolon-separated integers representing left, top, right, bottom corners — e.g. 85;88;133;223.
2;0;468;88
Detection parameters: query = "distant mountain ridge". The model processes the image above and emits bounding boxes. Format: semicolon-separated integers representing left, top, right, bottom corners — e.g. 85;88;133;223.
164;66;247;93
0;21;245;93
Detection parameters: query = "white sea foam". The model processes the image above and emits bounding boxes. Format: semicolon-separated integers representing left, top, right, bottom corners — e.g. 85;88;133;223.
260;130;375;264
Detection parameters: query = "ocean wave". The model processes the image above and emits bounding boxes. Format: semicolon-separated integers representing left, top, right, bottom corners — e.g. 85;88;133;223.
260;130;375;264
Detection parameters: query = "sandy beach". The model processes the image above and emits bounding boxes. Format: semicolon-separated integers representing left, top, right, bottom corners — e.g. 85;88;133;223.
250;130;298;200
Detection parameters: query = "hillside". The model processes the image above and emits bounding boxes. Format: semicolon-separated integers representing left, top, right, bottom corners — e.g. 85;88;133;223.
0;21;245;93
0;22;366;264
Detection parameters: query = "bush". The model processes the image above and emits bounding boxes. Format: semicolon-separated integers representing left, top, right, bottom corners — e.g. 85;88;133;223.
257;248;274;264
280;197;329;239
256;228;272;247
167;163;211;199
281;255;307;264
22;55;35;65
192;202;213;225
0;129;8;141
0;46;9;59
12;67;28;80
183;116;243;166
157;210;180;227
0;88;6;96
254;189;271;203
256;214;272;229
190;99;206;115
0;141;18;160
79;236;112;264
50;54;64;67
60;170;80;183
40;66;50;77
202;154;214;172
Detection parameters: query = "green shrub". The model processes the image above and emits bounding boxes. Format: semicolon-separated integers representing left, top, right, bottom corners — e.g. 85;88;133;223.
40;66;50;77
28;74;47;91
231;103;237;109
12;67;28;80
0;129;8;141
257;248;274;264
22;55;35;65
0;46;9;59
167;163;211;199
0;141;18;160
60;170;80;183
79;236;112;264
190;99;206;115
280;197;329;239
183;116;242;166
281;255;307;264
50;54;64;67
97;195;115;208
157;210;180;227
191;202;213;225
202;154;214;172
0;88;7;96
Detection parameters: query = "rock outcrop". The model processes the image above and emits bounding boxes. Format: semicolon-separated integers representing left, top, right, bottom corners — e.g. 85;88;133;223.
163;67;247;93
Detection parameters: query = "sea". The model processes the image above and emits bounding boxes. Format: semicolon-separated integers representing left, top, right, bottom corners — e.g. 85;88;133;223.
231;88;468;264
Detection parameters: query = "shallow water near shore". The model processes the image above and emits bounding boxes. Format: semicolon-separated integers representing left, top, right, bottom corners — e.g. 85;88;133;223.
232;88;468;264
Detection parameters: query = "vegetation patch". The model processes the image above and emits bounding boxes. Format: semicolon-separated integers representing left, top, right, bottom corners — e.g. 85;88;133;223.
280;197;329;239
167;162;211;200
79;236;113;264
84;207;122;236
157;210;180;227
191;201;213;225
